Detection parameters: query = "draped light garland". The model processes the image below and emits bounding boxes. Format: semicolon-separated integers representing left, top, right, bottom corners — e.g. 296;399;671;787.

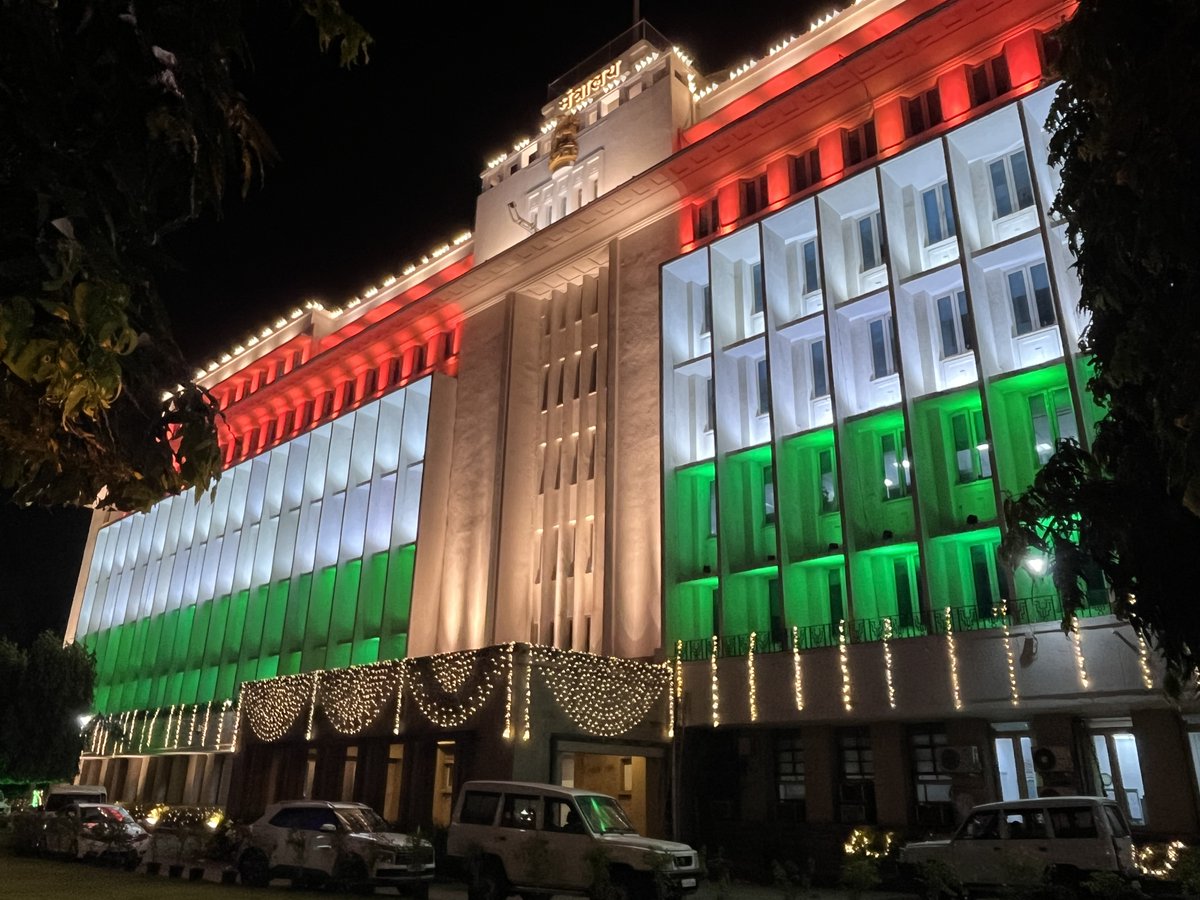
242;673;314;742
408;650;504;729
320;664;396;734
747;631;759;722
944;607;963;710
533;646;669;737
393;664;406;735
1070;614;1090;689
881;617;896;709
997;602;1019;706
792;625;804;711
838;619;853;712
710;635;721;727
1138;631;1154;691
503;643;515;740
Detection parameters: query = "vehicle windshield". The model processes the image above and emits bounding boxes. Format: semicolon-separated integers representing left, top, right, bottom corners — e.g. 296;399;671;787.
576;795;638;835
336;806;391;834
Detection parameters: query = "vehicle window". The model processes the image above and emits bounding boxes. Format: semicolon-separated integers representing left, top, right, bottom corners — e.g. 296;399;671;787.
337;806;388;834
576;795;638;836
1048;806;1099;838
544;798;586;834
269;808;307;829
460;791;501;826
501;794;539;830
1103;805;1130;838
959;810;1001;840
270;807;339;831
1003;809;1048;839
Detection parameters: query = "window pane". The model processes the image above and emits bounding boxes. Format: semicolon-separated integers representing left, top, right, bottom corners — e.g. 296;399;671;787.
1010;150;1035;211
803;240;820;295
974;409;992;478
1053;389;1078;447
942;183;957;239
1029;394;1054;465
1008;271;1033;335
869;317;892;379
969;543;994;615
990;159;1013;217
751;263;765;315
819;448;837;513
709;482;718;535
956;291;973;351
757;359;770;415
809;340;829;398
1030;263;1056;328
952;412;974;482
922;188;943;244
859;216;878;271
937;294;959;357
763;465;776;524
828;567;844;621
894;558;915;626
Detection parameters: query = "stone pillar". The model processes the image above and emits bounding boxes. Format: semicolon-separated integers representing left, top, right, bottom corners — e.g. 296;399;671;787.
871;722;909;827
1132;708;1200;837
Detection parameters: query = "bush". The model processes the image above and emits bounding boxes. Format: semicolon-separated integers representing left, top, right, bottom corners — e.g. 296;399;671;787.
839;857;880;898
1081;871;1145;899
914;858;961;899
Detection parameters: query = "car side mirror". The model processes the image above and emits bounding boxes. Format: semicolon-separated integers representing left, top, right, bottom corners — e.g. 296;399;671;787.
320;823;337;833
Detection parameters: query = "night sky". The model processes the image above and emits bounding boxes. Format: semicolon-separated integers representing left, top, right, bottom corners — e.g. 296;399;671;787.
0;0;827;645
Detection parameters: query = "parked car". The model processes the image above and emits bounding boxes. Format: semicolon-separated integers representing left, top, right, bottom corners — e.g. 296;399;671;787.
236;800;435;895
43;783;108;813
899;796;1135;893
39;802;150;867
446;780;702;900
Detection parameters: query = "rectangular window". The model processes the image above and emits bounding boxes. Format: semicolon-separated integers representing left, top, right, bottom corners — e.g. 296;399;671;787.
802;239;821;297
699;283;712;336
858;211;886;273
828;567;845;622
1007;262;1056;335
968;543;1001;617
756;358;770;416
969;55;1013;106
905;87;943;137
704;378;715;433
818;448;838;514
844;120;878;167
868;315;896;380
809;339;829;399
695;196;720;238
791;147;822;194
880;430;911;501
750;262;765;316
989;150;1036;219
741;173;769;217
709;481;718;536
951;409;992;483
894;557;919;629
776;736;806;804
922;181;957;246
936;290;972;358
1029;388;1078;466
588;350;598;394
763;464;776;525
911;728;954;828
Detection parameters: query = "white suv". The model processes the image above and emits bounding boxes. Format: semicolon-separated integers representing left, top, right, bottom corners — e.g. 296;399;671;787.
447;780;702;900
900;796;1135;892
237;800;435;895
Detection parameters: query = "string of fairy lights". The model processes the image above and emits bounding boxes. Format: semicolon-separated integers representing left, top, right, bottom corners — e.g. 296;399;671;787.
81;608;1147;759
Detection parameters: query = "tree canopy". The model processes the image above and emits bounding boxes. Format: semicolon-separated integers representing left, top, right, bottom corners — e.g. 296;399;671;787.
0;0;369;511
1002;0;1200;686
0;632;96;784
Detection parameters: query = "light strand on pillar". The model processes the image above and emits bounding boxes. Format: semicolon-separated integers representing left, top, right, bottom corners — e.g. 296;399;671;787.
148;706;161;752
306;672;321;740
139;711;151;753
503;642;514;740
521;644;532;742
231;698;242;752
674;640;683;700
710;635;720;727
1070;613;1090;689
944;607;963;710
747;631;758;722
998;602;1020;706
172;705;184;748
201;701;213;747
393;663;406;735
838;619;852;712
1138;631;1154;690
188;704;199;746
164;705;175;750
215;700;229;748
666;662;675;739
792;625;804;711
115;711;127;754
882;617;896;709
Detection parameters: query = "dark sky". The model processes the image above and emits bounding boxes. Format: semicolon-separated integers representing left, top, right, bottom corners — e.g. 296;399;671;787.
0;0;827;645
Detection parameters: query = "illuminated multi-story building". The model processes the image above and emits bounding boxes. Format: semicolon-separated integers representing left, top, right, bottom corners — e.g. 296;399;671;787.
66;0;1200;854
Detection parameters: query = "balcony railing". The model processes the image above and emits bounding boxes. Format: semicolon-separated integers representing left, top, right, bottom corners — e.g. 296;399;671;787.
674;594;1112;662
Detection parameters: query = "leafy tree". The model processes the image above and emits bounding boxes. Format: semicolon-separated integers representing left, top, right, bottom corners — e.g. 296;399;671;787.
1001;0;1200;684
0;0;369;511
0;631;96;784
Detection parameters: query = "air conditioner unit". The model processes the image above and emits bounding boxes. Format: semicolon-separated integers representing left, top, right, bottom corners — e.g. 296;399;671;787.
1032;745;1074;773
938;745;982;774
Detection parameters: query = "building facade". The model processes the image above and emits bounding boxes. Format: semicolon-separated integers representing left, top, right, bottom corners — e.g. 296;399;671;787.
66;0;1200;858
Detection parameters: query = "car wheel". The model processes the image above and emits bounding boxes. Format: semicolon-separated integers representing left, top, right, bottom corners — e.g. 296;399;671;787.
409;882;431;900
468;859;509;900
238;849;271;888
613;872;656;900
332;856;372;895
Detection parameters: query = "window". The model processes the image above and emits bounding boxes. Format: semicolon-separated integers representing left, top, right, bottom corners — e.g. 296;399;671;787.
709;481;718;536
818;448;838;514
880;430;911;501
994;733;1039;801
989;149;1036;219
868;315;896;380
837;728;876;824
894;556;920;629
808;339;829;399
844;120;878;167
501;794;539;829
776;735;806;815
951;409;992;483
922;182;957;246
545;798;585;833
741;173;768;217
695;196;720;239
968;542;1005;617
1092;729;1147;826
1004;808;1049;840
801;239;821;297
698;283;712;337
1007;262;1055;335
791;147;822;194
905;87;943;137
858;211;886;272
749;262;765;316
936;290;973;358
1029;388;1077;466
960;809;1001;840
768;577;785;645
828;567;845;621
968;54;1012;106
756;359;770;416
763;465;776;524
704;378;715;433
1048;806;1099;838
588;350;598;394
910;728;954;827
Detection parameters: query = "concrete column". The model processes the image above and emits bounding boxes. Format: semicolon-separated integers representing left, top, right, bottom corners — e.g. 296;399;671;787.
1132;708;1200;837
804;724;836;823
871;722;909;826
